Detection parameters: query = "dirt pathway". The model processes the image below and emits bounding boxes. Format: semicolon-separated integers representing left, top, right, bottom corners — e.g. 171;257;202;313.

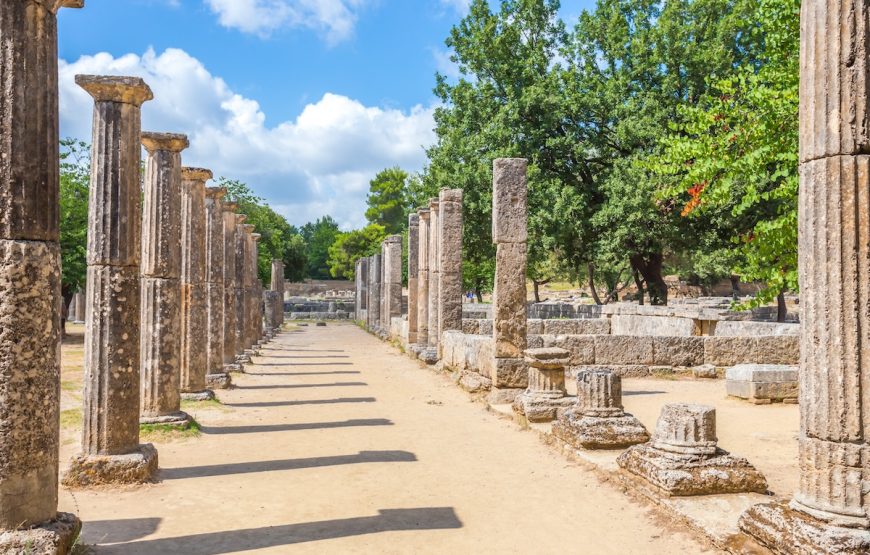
60;323;714;554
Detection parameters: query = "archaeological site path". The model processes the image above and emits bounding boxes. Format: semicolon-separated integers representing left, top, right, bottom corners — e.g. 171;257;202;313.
59;323;711;554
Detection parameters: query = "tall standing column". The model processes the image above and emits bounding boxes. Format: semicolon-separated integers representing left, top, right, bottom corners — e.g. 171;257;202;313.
739;0;870;551
234;219;250;363
73;290;86;322
179;168;213;401
204;187;232;388
383;235;403;335
250;232;263;348
0;2;83;548
489;159;529;404
427;199;440;349
139;132;192;427
63;75;159;487
270;259;284;298
221;202;240;372
369;253;382;331
417;209;430;348
407;214;420;344
269;258;284;337
438;189;463;354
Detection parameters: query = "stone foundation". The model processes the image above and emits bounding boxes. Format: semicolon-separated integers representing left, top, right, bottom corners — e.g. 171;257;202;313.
62;444;158;487
488;387;523;404
140;411;192;428
513;393;575;423
739;502;870;555
206;372;232;389
554;412;649;450
0;512;81;555
725;364;798;404
181;390;215;402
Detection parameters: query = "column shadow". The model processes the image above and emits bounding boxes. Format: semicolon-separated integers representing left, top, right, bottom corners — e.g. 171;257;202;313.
82;518;161;544
622;390;667;397
257;355;351;359
236;382;367;390
100;507;462;554
200;418;393;435
265;362;355;367
224;397;376;408
243;371;360;376
161;450;416;480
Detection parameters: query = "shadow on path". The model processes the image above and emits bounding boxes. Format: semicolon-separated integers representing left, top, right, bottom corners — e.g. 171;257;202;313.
264;362;355;367
236;381;366;390
161;450;417;479
622;390;667;397
256;355;351;359
200;418;393;435
83;518;161;544
97;508;463;554
243;371;360;377
224;397;376;408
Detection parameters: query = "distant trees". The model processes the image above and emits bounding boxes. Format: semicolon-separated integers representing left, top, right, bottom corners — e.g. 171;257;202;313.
59;138;90;332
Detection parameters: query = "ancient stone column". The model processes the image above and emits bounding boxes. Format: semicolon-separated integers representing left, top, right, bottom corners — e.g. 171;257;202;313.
417;209;431;348
553;368;649;449
204;187;231;388
407;214;420;344
369;253;382;331
619;404;766;496
270;259;284;298
427;200;440;349
63;75;159;489
438;189;463;350
221;202;240;372
234;219;251;363
512;347;575;423
139;132;191;427
179;168;213;401
250;232;263;348
383;235;403;335
354;258;365;320
490;159;529;403
73;290;86;322
739;1;870;551
0;3;84;548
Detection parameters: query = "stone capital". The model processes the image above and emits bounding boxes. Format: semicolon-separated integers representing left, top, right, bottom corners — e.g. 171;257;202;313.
385;235;402;244
222;202;238;212
428;199;440;211
75;75;153;106
439;188;463;203
252;233;262;242
141;132;189;154
409;213;419;226
205;187;227;200
235;214;248;225
36;0;84;13
181;167;213;184
418;209;430;221
242;224;255;234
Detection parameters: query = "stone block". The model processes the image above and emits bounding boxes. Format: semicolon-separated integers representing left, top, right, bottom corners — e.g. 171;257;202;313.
714;321;799;336
553;412;649;450
753;335;799;365
703;336;756;367
0;512;81;555
491;357;528;389
726;364;798;404
63;444;158;487
526;335;544;348
479;319;493;335
461;320;480;335
692;364;718;379
651;336;704;367
594;335;654;365
611;314;698;337
739;502;870;555
492;158;528;243
526;318;544;335
493;242;527;358
571;365;650;379
541;334;595;365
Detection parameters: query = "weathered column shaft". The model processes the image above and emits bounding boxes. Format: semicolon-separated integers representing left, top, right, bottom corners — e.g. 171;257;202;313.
491;159;529;395
139;132;189;419
384;235;403;331
250;232;262;345
438;189;463;339
234;220;249;354
417;210;430;345
179;168;211;394
74;290;86;322
222;204;238;364
0;0;82;530
270;259;283;297
369;253;382;329
407;214;419;343
427;200;440;346
205;187;227;376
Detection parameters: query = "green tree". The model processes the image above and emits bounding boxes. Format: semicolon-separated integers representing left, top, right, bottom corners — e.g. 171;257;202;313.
59;138;90;331
327;224;387;280
365;167;412;235
301;216;340;280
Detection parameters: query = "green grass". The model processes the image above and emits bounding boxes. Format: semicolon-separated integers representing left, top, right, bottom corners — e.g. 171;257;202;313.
181;397;229;412
140;419;201;441
60;408;82;429
61;380;80;392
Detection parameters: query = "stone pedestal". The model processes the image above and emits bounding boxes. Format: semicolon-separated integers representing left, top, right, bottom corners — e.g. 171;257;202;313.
0;2;83;546
553;368;649;449
725;364;798;405
490;159;528;402
139;132;191;428
512;348;574;422
407;214;419;343
417;209;430;348
205;187;231;388
618;404;767;496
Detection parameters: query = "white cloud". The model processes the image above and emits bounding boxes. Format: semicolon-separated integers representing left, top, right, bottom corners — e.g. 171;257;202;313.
432;47;461;80
59;48;436;230
441;0;471;15
205;0;366;44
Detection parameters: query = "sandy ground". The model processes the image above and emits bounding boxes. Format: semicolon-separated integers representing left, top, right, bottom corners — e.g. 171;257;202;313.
57;323;718;554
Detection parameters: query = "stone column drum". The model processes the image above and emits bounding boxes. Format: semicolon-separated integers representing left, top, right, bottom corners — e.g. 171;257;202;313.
383;235;403;333
407;214;419;344
139;132;192;428
221;202;240;372
179;168;213;401
427;199;440;349
417;209;431;350
438;188;463;351
204;187;231;388
552;369;649;449
739;0;870;551
618;404;766;496
490;159;529;403
63;75;159;488
512;348;575;423
0;2;84;550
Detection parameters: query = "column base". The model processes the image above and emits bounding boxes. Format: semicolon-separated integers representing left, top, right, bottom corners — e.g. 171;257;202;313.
140;411;192;428
236;354;251;364
62;444;158;487
487;387;524;404
418;347;438;365
206;372;233;388
739;501;870;555
512;391;575;423
617;443;768;496
553;409;650;449
181;389;215;402
0;512;81;555
244;348;260;357
224;363;243;373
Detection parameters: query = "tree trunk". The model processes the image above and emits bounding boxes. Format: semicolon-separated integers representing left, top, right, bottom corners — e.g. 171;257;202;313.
60;286;74;339
777;290;787;323
730;275;741;301
533;280;541;303
632;268;645;305
587;263;603;305
474;277;483;303
630;253;668;306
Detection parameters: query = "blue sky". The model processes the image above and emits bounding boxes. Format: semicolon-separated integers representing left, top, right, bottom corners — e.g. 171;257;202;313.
57;0;594;229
